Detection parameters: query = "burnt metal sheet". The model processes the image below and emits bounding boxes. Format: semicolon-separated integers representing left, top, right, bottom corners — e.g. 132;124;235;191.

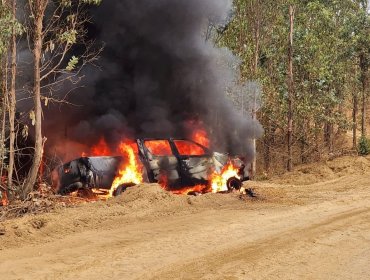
55;156;123;194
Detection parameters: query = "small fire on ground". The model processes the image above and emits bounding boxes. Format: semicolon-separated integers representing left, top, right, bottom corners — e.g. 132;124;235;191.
1;190;8;206
0;176;9;206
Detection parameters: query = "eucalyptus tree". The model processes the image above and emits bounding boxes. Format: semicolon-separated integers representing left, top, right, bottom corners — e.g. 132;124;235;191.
0;1;13;197
0;0;22;195
353;1;370;139
23;0;102;198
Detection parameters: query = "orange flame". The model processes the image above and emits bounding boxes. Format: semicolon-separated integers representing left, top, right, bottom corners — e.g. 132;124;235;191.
82;138;111;157
158;172;210;195
145;140;172;156
91;138;112;156
174;140;205;156
191;128;209;148
171;184;210;195
186;120;210;148
109;141;143;196
209;162;240;193
159;162;241;195
1;190;8;206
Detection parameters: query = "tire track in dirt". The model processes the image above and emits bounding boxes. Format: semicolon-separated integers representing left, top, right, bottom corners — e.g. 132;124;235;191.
1;200;369;280
148;206;370;280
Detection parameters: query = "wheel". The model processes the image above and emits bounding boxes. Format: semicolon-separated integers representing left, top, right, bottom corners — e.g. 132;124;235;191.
112;185;125;196
226;177;242;191
112;183;136;196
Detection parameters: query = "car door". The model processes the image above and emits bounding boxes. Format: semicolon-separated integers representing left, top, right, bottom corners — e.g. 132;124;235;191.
170;139;213;185
136;139;180;184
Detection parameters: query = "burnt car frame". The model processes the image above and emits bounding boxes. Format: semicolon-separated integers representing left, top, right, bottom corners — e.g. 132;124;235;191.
54;138;249;196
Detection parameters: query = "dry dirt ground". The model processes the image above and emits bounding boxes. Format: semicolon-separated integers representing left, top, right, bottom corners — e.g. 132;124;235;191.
1;155;370;280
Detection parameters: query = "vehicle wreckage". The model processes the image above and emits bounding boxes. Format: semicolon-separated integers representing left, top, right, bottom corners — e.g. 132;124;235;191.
54;138;249;196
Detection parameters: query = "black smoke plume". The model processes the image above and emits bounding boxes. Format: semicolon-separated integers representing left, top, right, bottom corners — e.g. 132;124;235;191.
43;0;263;161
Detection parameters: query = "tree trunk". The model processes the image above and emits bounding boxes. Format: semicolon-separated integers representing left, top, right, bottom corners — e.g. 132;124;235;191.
300;120;307;163
0;57;7;185
361;90;366;137
8;0;17;189
337;88;345;136
250;0;260;177
329;122;334;152
324;108;334;153
287;5;295;171
360;53;368;137
327;122;334;153
22;2;47;198
263;117;271;172
314;122;321;159
353;92;358;150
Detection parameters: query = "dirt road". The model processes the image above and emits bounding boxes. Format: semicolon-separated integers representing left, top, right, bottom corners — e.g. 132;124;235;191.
1;156;370;279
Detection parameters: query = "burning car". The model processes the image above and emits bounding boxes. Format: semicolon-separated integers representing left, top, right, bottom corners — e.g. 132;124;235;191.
53;138;249;196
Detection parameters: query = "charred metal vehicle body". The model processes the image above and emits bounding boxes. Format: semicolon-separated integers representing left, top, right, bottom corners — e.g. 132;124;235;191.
55;156;123;195
54;138;249;195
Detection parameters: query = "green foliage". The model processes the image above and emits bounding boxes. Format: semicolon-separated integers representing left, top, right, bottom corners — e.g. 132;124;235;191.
44;0;103;74
60;0;72;7
61;0;101;7
0;8;12;54
0;4;23;55
66;55;79;71
358;136;370;155
59;29;77;44
82;0;102;4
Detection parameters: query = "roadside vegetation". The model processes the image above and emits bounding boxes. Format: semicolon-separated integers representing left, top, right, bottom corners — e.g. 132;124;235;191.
219;0;370;173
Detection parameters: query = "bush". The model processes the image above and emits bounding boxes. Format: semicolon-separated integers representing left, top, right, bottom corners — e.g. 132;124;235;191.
358;136;370;155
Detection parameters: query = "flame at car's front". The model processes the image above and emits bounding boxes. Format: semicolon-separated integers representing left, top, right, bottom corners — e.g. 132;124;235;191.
109;141;143;196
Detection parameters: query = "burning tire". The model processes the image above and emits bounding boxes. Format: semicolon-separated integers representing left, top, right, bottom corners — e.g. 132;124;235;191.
112;183;136;196
226;177;242;191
